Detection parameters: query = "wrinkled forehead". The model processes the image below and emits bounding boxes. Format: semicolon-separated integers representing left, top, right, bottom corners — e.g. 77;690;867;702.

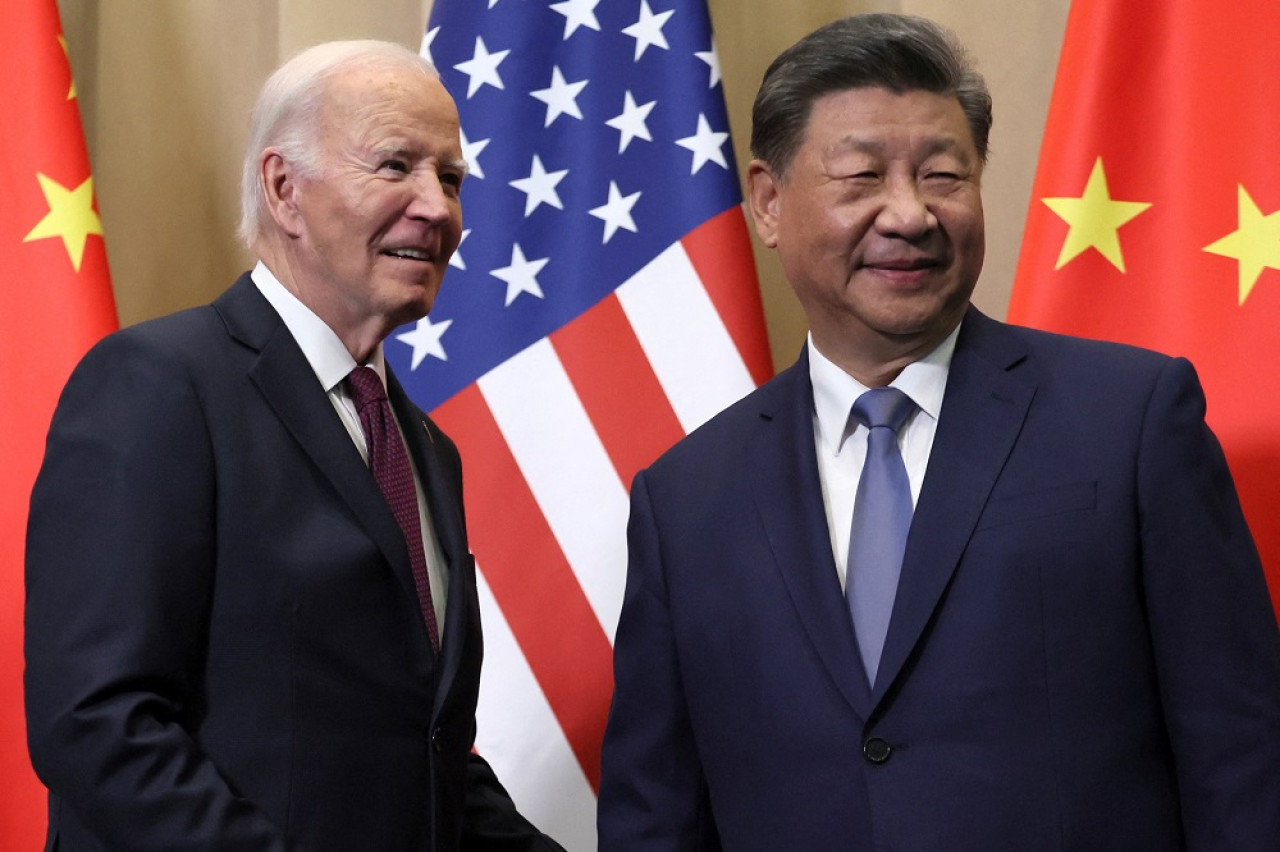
315;65;459;144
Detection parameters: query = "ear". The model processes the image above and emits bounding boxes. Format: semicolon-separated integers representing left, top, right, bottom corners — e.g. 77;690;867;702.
260;149;305;238
746;159;781;249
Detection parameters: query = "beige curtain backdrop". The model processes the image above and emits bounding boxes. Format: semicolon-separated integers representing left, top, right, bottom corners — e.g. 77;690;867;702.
58;0;1069;372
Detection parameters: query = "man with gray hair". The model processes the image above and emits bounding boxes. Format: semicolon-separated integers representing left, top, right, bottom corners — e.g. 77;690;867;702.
599;13;1280;850
25;40;562;851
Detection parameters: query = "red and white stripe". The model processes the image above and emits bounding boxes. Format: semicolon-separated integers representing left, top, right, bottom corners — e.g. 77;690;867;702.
431;207;771;850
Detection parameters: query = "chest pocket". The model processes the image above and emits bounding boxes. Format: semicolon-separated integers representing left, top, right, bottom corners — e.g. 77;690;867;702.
974;480;1097;531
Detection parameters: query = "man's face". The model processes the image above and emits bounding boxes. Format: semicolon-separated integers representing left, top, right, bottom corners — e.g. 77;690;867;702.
749;86;984;374
286;66;464;334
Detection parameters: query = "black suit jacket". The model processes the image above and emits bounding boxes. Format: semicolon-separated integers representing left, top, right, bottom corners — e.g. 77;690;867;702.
599;307;1280;850
25;274;559;851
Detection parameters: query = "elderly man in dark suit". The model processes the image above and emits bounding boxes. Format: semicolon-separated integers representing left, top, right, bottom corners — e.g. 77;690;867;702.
598;14;1280;851
25;39;561;851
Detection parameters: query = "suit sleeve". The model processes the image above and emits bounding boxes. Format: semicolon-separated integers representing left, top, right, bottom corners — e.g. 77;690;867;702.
418;414;564;852
24;332;291;850
460;752;566;851
597;471;722;852
1136;357;1280;847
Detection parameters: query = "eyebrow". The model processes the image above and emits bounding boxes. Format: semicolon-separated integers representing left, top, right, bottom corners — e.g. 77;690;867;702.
369;145;471;178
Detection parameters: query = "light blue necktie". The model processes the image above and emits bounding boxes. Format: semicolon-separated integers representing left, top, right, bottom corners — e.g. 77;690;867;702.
846;387;916;687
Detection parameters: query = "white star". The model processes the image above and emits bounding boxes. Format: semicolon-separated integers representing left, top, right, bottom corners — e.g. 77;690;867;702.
449;229;471;270
589;181;642;244
491;243;549;306
621;0;674;61
605;91;656;153
460;128;489;180
530;66;588;128
419;26;440;66
396;316;453;368
454;37;509;98
509;155;568;216
675;113;729;174
695;45;721;88
550;0;601;39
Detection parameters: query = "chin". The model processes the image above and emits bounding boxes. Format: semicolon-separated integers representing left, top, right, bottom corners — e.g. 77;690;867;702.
402;277;442;313
383;295;435;328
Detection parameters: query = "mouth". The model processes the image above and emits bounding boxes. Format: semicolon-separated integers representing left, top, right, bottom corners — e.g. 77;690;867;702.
382;247;434;262
864;255;939;272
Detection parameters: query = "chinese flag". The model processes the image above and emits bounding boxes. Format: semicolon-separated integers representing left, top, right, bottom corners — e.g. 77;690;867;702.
0;1;118;845
1010;0;1280;617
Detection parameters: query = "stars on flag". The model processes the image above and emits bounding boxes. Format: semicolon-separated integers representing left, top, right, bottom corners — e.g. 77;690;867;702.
509;154;568;216
589;181;642;243
1040;156;1279;307
694;45;720;88
397;1;741;390
57;35;76;100
622;0;674;60
1203;185;1280;305
420;26;440;65
455;36;509;98
491;243;549;306
606;91;656;153
550;0;602;39
23;172;103;272
675;113;730;174
449;229;471;270
396;316;453;367
1042;157;1151;273
530;66;589;127
460;129;489;179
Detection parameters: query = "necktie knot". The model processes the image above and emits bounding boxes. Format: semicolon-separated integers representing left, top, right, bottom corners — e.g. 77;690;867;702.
347;365;388;409
852;386;915;433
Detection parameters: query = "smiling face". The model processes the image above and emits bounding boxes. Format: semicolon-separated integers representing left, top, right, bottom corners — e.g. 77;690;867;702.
274;63;465;351
749;86;984;383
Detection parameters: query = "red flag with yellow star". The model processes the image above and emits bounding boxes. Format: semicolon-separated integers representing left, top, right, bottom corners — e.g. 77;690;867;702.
0;1;117;844
1010;0;1280;617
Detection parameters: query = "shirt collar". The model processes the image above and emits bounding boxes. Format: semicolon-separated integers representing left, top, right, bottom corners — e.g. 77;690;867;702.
809;319;961;457
250;261;386;391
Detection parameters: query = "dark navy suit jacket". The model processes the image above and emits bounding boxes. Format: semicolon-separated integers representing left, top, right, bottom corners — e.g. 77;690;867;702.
25;274;558;851
598;307;1280;851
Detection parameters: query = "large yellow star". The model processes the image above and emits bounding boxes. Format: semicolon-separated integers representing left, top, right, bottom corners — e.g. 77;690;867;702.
1042;157;1152;272
23;173;104;272
1203;185;1280;305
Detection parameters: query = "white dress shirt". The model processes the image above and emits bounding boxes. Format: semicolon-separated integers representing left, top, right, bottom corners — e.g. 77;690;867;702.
809;322;960;591
251;261;448;632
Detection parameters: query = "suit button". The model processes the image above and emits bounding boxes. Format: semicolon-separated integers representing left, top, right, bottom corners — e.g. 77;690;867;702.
431;727;443;753
863;737;892;764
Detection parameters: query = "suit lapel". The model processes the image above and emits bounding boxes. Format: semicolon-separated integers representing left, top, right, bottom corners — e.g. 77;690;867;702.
214;276;427;633
387;368;470;706
871;309;1036;705
749;353;874;719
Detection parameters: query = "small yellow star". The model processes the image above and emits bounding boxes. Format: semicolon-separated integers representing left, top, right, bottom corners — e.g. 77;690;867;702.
1042;157;1152;272
23;173;104;272
1203;185;1280;305
58;35;76;100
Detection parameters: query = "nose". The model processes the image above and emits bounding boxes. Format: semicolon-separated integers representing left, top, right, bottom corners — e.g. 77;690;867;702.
406;172;456;225
874;178;936;239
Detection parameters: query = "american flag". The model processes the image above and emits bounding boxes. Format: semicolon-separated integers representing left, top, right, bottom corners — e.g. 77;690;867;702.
399;1;771;847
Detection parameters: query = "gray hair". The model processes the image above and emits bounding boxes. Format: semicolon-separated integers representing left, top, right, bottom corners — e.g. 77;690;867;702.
751;14;992;178
237;40;440;247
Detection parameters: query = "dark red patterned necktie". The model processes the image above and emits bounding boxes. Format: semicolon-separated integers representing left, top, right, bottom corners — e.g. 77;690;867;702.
347;366;440;652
